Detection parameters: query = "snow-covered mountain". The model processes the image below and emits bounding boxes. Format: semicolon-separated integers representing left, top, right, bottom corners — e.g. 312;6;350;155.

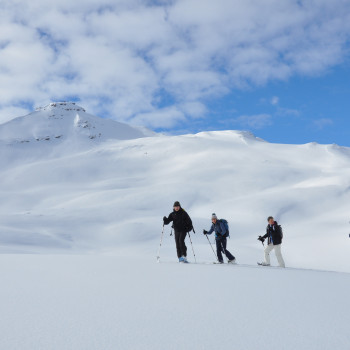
0;102;155;145
1;106;350;350
0;111;349;272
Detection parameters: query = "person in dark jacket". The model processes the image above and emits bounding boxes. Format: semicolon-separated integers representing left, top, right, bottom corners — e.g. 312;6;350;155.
258;216;285;267
163;201;193;263
203;213;236;264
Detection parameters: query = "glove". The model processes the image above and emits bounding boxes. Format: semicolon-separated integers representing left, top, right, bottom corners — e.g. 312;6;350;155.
258;236;265;243
203;230;208;235
163;216;167;223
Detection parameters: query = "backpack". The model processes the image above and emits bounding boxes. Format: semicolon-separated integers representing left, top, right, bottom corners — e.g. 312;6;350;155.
219;219;230;238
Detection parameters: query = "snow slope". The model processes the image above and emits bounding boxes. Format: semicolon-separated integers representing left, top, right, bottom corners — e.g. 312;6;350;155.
0;121;349;272
0;255;349;350
0;103;350;349
0;102;155;146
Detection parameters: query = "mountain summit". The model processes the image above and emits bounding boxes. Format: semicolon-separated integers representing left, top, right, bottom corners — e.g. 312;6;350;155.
0;102;155;144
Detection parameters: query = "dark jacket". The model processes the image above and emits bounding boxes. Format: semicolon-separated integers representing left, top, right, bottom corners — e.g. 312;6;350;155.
164;208;193;233
262;221;283;245
207;220;228;239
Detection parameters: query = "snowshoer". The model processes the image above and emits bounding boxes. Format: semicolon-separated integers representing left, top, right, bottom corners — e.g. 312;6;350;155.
203;213;236;264
258;216;285;268
163;201;193;263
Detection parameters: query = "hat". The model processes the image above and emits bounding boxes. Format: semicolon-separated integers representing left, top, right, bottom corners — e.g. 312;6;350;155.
211;213;218;220
173;201;181;207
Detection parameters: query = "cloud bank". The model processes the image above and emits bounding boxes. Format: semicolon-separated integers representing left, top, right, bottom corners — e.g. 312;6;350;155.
1;0;350;127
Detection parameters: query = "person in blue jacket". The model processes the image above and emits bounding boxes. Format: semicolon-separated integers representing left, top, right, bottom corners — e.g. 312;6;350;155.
203;213;236;264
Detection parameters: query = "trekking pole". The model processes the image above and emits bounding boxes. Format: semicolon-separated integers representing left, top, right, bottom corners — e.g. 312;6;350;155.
156;224;165;263
187;230;197;263
205;234;218;262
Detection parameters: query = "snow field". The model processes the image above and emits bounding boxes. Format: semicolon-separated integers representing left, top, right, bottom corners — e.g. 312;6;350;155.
0;254;349;350
1;104;350;349
1;130;349;271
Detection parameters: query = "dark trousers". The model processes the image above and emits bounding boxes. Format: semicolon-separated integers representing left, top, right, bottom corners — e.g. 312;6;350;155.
216;237;235;262
174;231;187;258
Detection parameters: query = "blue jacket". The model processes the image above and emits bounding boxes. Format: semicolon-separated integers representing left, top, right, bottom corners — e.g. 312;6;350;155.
207;220;228;239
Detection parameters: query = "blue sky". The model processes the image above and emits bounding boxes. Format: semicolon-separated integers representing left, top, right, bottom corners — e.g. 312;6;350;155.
0;0;350;146
176;62;350;145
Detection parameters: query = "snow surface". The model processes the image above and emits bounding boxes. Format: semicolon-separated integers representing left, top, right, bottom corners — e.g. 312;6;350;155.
1;255;349;350
0;104;350;349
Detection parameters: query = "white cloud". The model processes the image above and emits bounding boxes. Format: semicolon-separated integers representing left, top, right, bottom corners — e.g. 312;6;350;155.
0;0;350;128
0;105;31;125
235;114;272;129
132;106;186;129
271;96;279;105
180;101;207;119
313;118;333;130
276;107;301;117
